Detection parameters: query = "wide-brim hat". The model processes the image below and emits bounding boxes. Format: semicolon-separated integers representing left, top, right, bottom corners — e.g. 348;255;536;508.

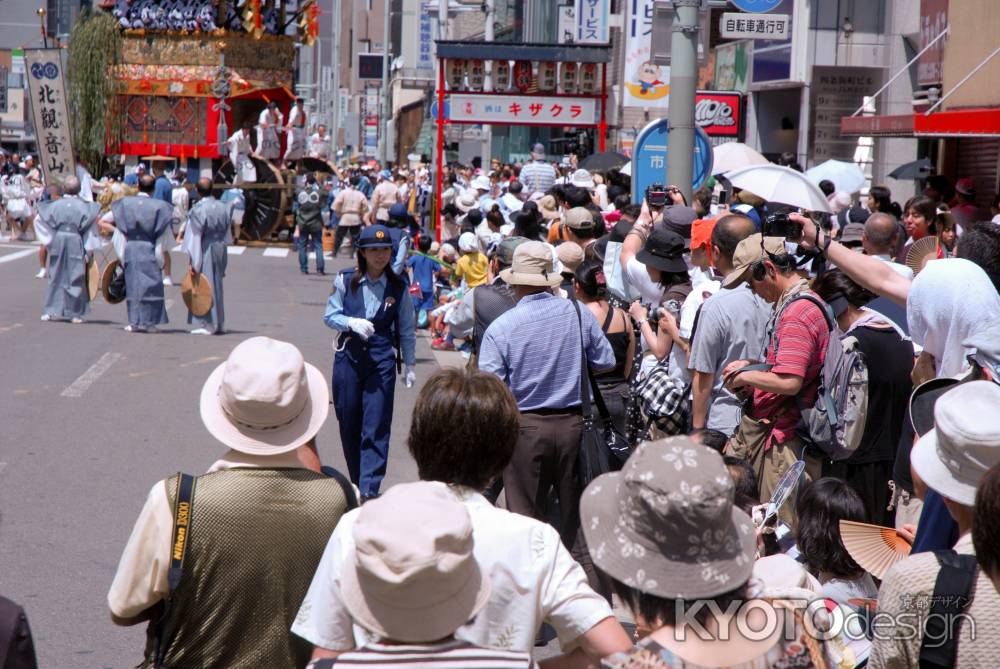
182;271;213;317
141;154;175;164
537;195;560;220
636;227;688;274
86;257;100;301
100;259;126;304
455;193;478;213
581;437;756;599
910;380;1000;506
339;482;492;642
200;337;329;456
499;241;562;287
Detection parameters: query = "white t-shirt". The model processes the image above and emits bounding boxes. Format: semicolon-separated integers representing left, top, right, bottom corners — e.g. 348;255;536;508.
624;257;664;305
291;482;612;654
872;254;915;280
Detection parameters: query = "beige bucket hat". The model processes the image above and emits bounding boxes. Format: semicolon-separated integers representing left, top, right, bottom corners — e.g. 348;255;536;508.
499;241;562;287
339;481;492;642
199;337;329;455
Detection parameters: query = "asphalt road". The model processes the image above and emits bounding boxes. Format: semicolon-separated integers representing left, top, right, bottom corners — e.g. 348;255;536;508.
0;240;456;668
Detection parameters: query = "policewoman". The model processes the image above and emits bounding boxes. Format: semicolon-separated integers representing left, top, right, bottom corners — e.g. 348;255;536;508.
324;224;417;501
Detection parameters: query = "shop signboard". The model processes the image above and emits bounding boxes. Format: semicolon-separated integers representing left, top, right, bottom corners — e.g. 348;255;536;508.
695;91;744;139
631;119;713;202
575;0;609;44
623;0;670;108
917;0;948;85
715;40;751;92
448;94;599;126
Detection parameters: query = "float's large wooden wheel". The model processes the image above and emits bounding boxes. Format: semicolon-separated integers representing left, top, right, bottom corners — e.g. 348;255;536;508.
214;156;288;241
300;156;337;175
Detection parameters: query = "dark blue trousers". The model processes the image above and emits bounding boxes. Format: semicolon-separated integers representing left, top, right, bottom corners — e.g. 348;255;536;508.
332;351;395;497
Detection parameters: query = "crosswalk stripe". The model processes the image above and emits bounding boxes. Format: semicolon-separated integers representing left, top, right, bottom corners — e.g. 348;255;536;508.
262;247;289;258
227;246;246;255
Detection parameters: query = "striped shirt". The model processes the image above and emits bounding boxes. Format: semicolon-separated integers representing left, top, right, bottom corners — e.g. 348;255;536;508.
518;160;557;195
309;640;538;668
479;292;616;411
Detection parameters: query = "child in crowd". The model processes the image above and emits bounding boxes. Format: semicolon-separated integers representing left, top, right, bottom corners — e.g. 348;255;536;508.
937;211;958;257
454;232;488;289
406;235;441;328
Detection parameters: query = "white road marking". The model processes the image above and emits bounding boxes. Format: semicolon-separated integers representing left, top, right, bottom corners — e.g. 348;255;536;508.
227;246;246;255
262;247;289;258
0;248;37;265
172;244;183;252
61;352;123;398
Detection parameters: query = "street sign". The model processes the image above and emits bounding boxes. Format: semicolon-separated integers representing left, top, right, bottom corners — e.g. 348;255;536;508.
631;119;713;203
720;12;789;40
24;49;75;186
728;0;783;12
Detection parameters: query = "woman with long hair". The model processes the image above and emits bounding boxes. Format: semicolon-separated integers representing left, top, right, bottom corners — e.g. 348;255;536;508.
574;260;635;434
323;224;417;502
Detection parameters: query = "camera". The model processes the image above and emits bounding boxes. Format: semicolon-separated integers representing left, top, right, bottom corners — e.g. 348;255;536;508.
645;183;668;209
648;306;666;323
763;212;801;238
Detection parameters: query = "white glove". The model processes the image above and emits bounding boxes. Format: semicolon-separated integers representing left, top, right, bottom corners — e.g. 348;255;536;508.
404;365;416;388
347;318;375;340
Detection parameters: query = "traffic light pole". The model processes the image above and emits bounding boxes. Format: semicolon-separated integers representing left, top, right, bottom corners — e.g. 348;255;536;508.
665;0;699;204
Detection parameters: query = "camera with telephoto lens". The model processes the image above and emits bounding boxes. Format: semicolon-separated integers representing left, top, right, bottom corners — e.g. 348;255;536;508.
645;183;668;209
763;212;802;238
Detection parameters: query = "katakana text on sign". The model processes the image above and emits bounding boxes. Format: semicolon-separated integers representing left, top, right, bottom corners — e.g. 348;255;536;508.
719;12;790;40
448;94;599;126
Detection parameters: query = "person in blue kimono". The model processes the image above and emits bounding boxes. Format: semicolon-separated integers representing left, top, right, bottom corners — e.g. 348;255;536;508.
99;174;174;332
324;224;417;501
181;178;232;335
35;175;101;323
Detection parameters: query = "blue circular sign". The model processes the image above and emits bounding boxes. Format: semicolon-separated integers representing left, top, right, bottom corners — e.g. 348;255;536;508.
631;120;713;204
728;0;783;12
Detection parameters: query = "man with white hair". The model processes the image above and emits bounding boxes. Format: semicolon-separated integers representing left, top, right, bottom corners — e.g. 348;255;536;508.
308;124;331;160
35;175;102;323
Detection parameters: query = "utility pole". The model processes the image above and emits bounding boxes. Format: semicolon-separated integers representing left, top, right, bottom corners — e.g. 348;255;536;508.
379;0;391;165
481;0;494;169
665;0;700;203
331;0;341;160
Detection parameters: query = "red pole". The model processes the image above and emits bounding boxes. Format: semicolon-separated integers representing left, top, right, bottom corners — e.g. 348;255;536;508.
436;57;446;243
599;62;607;153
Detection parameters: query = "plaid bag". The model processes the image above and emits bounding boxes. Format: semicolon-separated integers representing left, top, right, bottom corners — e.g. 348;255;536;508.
631;359;690;439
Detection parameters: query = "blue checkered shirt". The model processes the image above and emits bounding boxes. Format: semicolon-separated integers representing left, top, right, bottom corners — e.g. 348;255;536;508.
479;292;616;411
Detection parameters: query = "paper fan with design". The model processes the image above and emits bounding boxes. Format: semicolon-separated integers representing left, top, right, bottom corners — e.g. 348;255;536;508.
839;520;911;580
905;237;939;276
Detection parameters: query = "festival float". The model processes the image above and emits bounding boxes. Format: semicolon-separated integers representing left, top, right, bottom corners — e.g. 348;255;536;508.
70;0;328;240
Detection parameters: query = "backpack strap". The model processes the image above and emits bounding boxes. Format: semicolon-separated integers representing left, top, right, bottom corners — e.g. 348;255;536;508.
919;550;978;669
154;472;197;667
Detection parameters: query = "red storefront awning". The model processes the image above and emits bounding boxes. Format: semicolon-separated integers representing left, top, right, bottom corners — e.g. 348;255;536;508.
842;107;1000;138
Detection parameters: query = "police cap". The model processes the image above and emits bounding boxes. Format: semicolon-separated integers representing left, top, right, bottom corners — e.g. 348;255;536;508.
358;224;394;249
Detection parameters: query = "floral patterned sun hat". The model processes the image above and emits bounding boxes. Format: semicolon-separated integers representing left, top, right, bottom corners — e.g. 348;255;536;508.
581;437;756;600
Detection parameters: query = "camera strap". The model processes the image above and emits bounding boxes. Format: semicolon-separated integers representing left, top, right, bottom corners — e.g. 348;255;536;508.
153;472;197;668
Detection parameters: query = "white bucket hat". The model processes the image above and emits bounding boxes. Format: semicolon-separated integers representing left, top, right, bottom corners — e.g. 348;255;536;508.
340;482;491;642
200;337;329;456
499;241;562;287
471;175;492;192
911;380;1000;506
570;168;595;189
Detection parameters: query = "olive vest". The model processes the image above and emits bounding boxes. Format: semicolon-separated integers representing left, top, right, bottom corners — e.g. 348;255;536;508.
143;468;349;669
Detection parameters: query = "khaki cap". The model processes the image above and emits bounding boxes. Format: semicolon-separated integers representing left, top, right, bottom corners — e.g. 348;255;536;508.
722;234;788;288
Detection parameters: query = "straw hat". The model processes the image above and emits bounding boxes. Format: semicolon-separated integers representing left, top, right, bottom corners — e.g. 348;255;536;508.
181;271;213;317
86;257;100;301
339;482;491;642
199;337;329;456
499;241;562;287
100;259;126;304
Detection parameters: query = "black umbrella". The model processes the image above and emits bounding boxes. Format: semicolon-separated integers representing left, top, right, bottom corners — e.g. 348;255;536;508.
888;158;932;180
579;151;629;172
